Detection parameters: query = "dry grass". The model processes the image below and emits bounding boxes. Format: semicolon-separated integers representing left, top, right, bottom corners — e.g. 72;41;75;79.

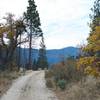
0;71;21;97
55;76;100;100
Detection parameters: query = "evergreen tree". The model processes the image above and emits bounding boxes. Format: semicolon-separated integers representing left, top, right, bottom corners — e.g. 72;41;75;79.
37;35;48;69
24;0;42;69
89;0;100;30
32;59;37;70
77;0;100;77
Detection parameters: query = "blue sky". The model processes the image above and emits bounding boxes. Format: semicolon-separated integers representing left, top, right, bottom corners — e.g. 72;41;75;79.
0;0;95;49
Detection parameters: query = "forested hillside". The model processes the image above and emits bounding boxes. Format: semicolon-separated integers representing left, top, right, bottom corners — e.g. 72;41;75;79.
18;46;79;66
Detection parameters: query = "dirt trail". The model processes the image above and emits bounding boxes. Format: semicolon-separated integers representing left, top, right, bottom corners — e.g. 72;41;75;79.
0;71;58;100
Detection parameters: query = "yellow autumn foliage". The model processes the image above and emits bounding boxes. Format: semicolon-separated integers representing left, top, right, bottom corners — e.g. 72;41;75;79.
84;26;100;53
0;25;15;40
77;57;100;77
84;66;100;77
77;57;96;70
8;31;15;39
77;0;100;77
89;26;100;42
0;27;6;37
77;26;100;77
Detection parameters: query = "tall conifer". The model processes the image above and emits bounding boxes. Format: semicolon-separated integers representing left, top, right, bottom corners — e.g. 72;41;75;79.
24;0;42;69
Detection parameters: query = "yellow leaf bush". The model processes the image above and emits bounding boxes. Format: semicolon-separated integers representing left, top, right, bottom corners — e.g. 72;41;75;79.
77;26;100;77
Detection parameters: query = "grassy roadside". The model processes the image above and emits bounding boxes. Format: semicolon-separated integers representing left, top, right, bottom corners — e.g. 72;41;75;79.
45;58;100;100
0;71;22;97
54;77;100;100
45;69;100;100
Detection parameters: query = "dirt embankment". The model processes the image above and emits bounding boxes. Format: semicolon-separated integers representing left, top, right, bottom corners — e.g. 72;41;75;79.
0;71;21;97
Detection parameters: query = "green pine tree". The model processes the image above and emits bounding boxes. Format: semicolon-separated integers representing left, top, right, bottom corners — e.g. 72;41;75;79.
24;0;42;69
32;59;37;70
89;0;100;31
37;36;48;69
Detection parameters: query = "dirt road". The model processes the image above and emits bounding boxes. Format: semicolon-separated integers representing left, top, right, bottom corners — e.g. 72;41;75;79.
0;71;58;100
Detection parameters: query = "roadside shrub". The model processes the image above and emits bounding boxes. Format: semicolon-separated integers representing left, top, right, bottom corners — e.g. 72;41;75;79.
45;70;53;79
52;58;83;84
52;63;67;82
66;77;100;100
58;79;66;90
45;57;85;91
46;79;54;88
0;71;20;97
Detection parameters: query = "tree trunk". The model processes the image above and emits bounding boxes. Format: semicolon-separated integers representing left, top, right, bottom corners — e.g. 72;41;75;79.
28;24;32;69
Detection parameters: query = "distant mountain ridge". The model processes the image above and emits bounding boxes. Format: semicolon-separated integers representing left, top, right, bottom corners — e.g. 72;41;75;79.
46;47;79;64
19;46;79;65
